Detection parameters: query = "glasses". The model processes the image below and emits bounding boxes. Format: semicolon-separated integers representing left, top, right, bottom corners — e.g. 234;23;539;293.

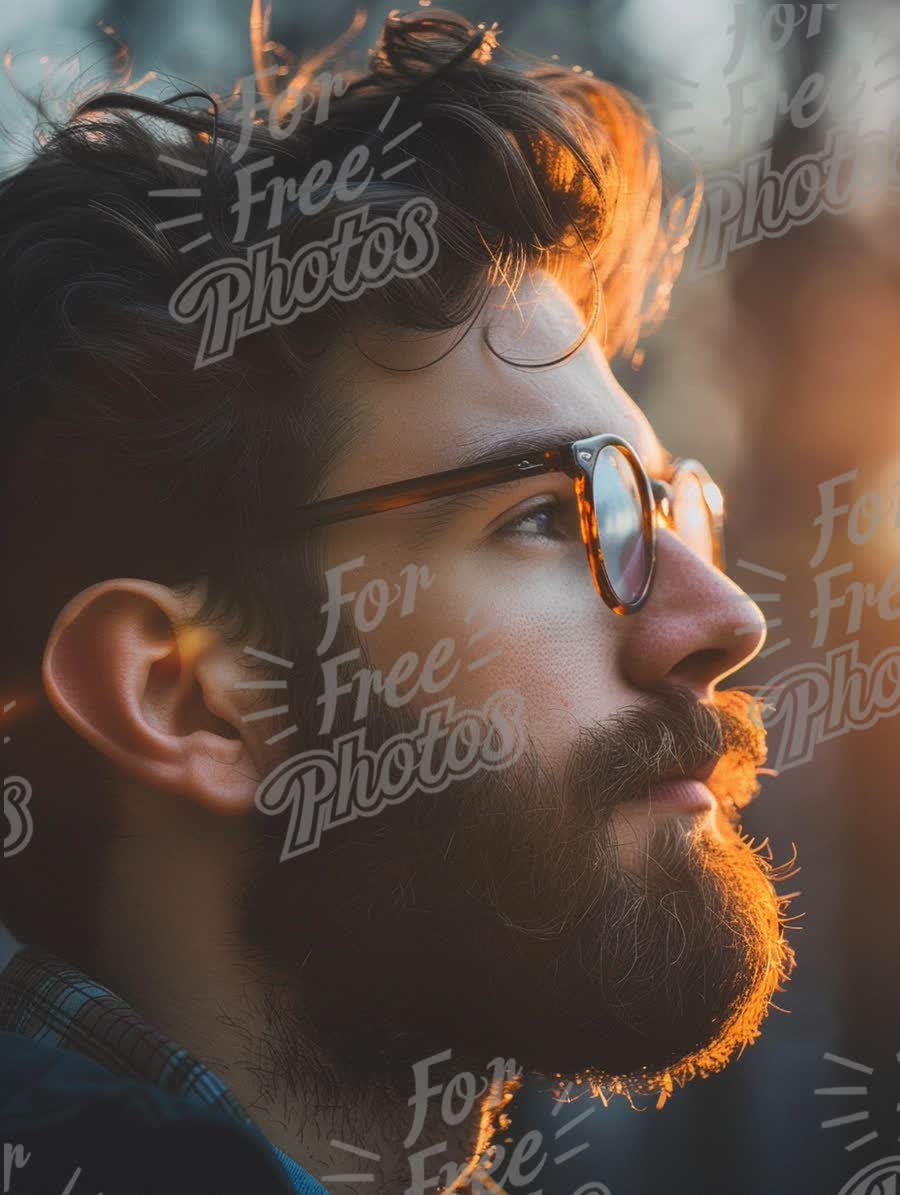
274;433;725;615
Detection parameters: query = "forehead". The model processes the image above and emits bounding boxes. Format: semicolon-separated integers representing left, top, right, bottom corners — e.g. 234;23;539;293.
324;273;667;497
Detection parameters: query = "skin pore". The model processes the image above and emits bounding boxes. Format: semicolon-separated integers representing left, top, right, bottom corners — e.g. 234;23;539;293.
38;275;788;1193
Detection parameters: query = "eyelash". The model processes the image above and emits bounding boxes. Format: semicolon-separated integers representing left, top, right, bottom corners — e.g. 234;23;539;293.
498;497;573;542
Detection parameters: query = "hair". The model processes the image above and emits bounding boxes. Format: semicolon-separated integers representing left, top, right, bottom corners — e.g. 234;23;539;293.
0;7;695;958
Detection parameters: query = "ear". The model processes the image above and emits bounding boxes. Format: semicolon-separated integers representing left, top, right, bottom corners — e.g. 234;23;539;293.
42;579;262;814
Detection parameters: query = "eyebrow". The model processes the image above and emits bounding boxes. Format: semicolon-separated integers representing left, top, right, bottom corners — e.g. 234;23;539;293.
265;417;670;546
447;418;669;474
441;421;600;472
393;422;612;547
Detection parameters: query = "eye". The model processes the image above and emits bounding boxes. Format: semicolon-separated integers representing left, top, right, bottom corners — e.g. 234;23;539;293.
498;497;574;542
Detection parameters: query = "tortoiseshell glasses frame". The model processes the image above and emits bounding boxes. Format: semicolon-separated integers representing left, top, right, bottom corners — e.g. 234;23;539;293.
274;434;725;616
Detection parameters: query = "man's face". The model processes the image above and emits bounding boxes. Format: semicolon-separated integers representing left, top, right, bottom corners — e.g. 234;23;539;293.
243;274;793;1093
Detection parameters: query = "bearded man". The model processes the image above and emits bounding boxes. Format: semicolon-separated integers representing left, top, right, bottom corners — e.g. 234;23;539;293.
0;10;794;1194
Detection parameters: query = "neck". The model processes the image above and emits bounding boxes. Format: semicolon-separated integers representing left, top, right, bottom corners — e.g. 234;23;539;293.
92;805;494;1194
98;941;491;1193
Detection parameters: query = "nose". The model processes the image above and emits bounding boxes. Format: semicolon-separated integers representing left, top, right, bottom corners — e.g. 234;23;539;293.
619;528;767;698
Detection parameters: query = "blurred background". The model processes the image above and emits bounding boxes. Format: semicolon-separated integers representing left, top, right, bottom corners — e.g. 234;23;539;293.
1;1;897;1192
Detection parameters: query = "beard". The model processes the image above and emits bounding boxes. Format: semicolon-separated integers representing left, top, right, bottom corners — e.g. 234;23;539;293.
239;670;795;1100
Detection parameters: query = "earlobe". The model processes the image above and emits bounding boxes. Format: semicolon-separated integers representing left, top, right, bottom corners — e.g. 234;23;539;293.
42;579;259;814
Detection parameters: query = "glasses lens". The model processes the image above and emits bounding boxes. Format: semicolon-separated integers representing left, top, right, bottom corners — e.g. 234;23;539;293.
672;469;722;566
592;445;648;606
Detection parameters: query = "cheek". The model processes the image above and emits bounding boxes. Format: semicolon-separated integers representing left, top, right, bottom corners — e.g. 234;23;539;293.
359;554;634;771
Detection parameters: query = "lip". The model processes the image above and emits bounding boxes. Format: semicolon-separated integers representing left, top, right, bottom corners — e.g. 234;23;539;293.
672;757;720;784
646;777;716;813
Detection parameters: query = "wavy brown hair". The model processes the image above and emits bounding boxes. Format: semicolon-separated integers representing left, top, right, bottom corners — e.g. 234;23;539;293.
0;6;698;955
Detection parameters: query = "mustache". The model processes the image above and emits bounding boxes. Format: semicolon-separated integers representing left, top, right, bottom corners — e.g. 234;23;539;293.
564;685;768;816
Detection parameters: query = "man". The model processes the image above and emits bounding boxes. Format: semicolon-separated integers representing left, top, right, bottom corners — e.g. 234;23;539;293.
0;9;795;1194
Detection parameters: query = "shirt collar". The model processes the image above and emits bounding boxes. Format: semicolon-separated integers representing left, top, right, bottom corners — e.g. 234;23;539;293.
0;943;253;1125
0;943;329;1193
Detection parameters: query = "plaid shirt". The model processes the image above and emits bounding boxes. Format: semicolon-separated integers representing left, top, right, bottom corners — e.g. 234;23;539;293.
0;943;327;1194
